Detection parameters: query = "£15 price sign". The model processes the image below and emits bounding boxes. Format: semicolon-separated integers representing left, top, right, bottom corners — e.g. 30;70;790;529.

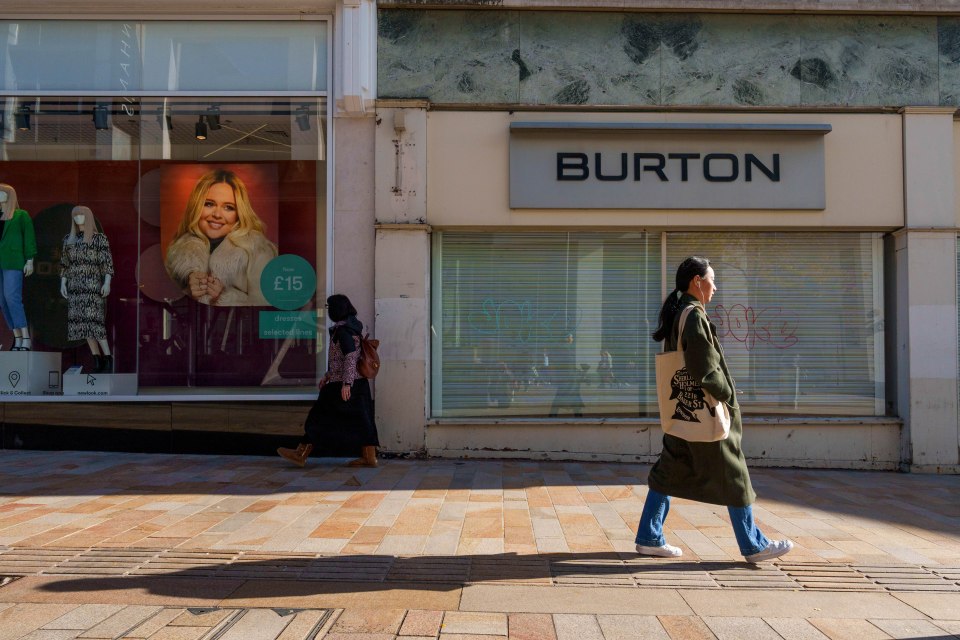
261;254;317;311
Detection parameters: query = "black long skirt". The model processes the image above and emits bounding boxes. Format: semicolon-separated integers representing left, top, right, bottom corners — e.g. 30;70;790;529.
304;378;380;456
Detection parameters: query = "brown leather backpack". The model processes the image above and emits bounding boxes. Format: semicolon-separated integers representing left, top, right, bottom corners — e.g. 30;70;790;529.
357;333;381;379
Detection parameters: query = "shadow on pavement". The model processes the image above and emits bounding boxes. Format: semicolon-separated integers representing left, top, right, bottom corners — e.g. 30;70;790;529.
33;553;756;598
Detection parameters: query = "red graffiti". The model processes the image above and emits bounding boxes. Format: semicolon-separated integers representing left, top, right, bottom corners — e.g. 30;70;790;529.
710;304;799;350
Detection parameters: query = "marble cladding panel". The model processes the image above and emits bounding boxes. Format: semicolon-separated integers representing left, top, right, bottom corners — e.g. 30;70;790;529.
938;17;960;106
378;10;519;103
660;13;802;106
378;10;945;107
516;12;660;106
794;15;937;107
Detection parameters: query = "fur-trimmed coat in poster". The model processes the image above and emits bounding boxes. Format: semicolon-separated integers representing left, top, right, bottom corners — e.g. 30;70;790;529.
165;231;277;306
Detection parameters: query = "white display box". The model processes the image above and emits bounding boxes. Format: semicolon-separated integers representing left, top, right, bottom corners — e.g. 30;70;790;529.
0;351;63;396
62;368;137;397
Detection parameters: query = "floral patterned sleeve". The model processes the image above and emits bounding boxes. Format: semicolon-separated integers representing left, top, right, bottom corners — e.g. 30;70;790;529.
341;342;359;386
326;336;360;386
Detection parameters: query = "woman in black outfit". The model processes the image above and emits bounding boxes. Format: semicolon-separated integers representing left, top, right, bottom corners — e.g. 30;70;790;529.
277;294;380;467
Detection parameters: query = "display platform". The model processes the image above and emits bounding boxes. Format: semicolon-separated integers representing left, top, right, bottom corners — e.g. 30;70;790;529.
0;351;62;396
62;367;137;396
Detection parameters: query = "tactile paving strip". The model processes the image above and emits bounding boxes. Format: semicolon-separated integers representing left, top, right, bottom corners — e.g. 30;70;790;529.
0;547;957;592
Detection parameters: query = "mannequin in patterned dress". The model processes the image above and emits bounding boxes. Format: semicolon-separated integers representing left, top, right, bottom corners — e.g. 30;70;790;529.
60;206;114;373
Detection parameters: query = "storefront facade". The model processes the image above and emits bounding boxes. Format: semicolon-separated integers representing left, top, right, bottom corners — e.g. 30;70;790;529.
373;4;960;472
0;0;378;453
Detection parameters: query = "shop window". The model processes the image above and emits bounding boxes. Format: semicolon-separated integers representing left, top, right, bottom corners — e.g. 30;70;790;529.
0;96;327;398
432;231;662;417
432;231;884;418
667;232;884;414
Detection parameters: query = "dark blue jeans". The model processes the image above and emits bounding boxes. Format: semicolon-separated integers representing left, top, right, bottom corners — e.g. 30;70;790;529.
635;488;769;557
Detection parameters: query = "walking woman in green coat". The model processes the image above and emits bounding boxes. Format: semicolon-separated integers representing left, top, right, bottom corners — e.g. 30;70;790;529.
635;256;794;563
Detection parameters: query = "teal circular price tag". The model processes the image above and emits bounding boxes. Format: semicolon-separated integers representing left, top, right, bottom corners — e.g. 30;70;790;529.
261;254;317;310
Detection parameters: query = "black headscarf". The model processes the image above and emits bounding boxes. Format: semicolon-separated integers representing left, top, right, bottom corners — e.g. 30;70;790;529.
327;294;361;355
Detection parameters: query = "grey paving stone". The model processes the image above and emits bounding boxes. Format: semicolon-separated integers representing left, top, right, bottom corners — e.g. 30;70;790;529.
442;611;508;635
681;590;922;619
596;614;670;640
763;617;830;640
460;585;692;615
892;593;960;620
553;614;603;640
702;617;783;640
78;606;162;639
868;618;956;639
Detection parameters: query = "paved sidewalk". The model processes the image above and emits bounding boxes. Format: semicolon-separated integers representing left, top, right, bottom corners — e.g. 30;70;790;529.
0;451;957;639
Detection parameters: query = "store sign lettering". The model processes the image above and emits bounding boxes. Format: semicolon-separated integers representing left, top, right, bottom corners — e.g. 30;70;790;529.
509;123;828;210
555;152;780;183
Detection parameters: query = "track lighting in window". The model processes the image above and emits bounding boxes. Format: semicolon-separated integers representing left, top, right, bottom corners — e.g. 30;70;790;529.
92;105;110;130
205;105;221;131
15;105;31;131
295;105;311;132
195;115;208;141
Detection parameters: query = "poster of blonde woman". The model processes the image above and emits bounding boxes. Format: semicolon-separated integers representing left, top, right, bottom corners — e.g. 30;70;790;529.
162;165;279;306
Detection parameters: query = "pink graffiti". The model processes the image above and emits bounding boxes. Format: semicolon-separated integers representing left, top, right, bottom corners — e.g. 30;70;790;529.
710;304;799;350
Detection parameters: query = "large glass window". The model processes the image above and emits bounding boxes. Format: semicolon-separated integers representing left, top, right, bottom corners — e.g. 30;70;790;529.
0;95;327;397
432;231;885;417
0;20;327;94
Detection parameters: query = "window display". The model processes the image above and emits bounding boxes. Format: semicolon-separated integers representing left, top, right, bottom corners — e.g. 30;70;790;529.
0;96;327;398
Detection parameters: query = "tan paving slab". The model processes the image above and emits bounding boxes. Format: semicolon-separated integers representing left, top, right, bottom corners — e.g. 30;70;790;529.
218;608;295;640
507;613;557;640
44;605;125;630
442;612;508;635
762;617;830;640
331;608;406;634
439;635;507;640
121;608;185;638
399;609;444;636
78;606;163;639
932;620;960;637
460;585;692;615
138;627;208;640
0;603;78;640
701;617;782;640
321;634;395;640
655;615;717;640
17;631;83;640
225;581;460;611
275;609;334;640
868;618;956;639
807;618;893;640
679;589;923;620
553;613;603;640
892;592;960;620
596;614;670;640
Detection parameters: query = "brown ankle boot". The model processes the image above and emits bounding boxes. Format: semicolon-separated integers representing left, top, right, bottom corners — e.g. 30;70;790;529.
347;446;378;468
277;443;313;467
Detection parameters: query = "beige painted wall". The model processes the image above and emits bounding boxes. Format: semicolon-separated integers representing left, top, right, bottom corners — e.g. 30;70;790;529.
427;111;903;230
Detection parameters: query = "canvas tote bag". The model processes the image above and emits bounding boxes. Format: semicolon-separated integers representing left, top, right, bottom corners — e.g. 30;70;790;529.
655;305;731;442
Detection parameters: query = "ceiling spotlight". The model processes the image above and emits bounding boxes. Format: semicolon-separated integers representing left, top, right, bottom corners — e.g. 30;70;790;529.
205;106;221;131
195;116;208;141
15;105;31;131
295;105;311;132
92;105;110;130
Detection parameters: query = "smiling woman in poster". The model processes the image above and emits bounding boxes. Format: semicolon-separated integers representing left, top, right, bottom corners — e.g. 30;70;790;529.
165;169;277;306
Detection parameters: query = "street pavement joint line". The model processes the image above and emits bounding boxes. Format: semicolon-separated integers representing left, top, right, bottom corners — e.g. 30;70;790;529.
304;609;334;640
202;608;247;640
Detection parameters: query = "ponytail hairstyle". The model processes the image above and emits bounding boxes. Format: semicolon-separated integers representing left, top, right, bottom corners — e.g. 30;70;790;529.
652;256;711;342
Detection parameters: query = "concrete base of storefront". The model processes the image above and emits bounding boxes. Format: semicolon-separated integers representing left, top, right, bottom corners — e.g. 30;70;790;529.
425;417;903;470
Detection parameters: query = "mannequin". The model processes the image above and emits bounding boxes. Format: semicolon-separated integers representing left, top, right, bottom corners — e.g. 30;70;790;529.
0;183;36;351
60;206;114;373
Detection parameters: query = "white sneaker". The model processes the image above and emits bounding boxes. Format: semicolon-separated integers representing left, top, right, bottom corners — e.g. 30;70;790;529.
744;539;794;563
635;543;682;557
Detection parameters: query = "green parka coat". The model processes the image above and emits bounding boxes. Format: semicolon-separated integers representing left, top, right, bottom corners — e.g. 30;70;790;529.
0;208;37;270
647;293;756;507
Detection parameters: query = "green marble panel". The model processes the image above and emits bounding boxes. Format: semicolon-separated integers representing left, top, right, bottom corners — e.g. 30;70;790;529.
794;15;937;107
938;17;960;106
660;14;802;107
517;12;659;106
378;10;519;103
